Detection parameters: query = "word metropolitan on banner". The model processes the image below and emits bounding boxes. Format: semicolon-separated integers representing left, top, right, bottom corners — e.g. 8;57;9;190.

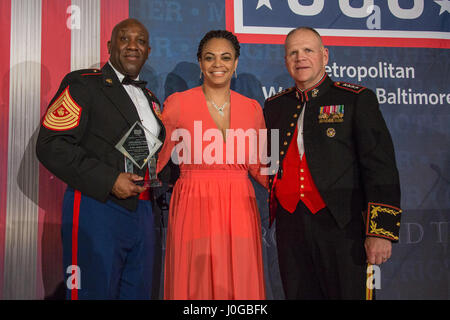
225;0;450;48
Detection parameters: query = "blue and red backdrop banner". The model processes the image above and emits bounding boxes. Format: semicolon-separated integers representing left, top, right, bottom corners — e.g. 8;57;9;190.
0;0;448;299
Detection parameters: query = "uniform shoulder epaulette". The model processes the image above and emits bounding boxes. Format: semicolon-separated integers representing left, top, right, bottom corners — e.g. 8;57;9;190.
267;87;295;101
63;69;101;82
334;81;366;94
77;69;102;76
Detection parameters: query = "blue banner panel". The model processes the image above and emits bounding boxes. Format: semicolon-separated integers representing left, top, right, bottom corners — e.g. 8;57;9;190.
227;0;450;47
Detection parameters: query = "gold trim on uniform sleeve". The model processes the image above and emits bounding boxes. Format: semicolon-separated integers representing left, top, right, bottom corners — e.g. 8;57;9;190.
366;202;402;241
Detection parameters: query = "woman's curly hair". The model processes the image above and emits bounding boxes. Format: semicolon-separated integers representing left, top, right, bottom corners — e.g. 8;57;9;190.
197;30;240;60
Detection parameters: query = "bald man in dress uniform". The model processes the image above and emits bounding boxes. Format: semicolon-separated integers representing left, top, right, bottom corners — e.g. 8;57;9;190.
36;19;166;299
264;27;402;300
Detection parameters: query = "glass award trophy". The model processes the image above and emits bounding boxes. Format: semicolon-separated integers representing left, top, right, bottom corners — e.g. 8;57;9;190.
115;121;163;187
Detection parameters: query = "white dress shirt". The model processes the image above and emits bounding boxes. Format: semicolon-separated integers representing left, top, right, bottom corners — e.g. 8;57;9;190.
296;102;306;159
108;61;161;143
296;75;326;160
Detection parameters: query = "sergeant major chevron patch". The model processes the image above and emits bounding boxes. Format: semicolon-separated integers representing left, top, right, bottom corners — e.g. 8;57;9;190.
43;86;82;131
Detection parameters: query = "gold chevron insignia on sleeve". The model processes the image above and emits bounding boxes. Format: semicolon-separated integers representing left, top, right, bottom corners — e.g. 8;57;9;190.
43;86;82;131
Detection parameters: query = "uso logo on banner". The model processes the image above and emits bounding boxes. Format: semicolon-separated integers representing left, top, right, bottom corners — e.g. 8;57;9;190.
225;0;450;48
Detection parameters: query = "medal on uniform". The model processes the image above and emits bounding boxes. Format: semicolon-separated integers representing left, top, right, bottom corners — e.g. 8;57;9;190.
115;121;163;187
151;101;162;119
318;105;344;123
326;128;336;138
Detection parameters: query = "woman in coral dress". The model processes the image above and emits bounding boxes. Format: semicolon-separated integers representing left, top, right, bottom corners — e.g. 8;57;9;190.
157;30;267;300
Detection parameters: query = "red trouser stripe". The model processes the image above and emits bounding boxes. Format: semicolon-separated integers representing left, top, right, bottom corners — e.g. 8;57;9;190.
71;190;82;300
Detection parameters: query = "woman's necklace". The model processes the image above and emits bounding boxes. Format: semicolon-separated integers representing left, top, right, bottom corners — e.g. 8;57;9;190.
209;99;228;117
203;87;230;117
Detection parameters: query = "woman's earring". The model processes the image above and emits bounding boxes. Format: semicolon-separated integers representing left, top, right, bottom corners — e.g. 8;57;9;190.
234;69;237;79
200;70;203;79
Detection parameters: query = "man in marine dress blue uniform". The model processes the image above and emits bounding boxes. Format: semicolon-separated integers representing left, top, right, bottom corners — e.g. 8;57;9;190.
36;18;166;299
264;27;402;299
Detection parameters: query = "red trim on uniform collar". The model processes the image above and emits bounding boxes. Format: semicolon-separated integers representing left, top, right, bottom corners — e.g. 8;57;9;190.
295;73;327;102
305;73;327;94
295;87;306;102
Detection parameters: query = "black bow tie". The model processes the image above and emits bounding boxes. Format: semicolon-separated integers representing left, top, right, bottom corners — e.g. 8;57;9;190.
122;76;147;89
